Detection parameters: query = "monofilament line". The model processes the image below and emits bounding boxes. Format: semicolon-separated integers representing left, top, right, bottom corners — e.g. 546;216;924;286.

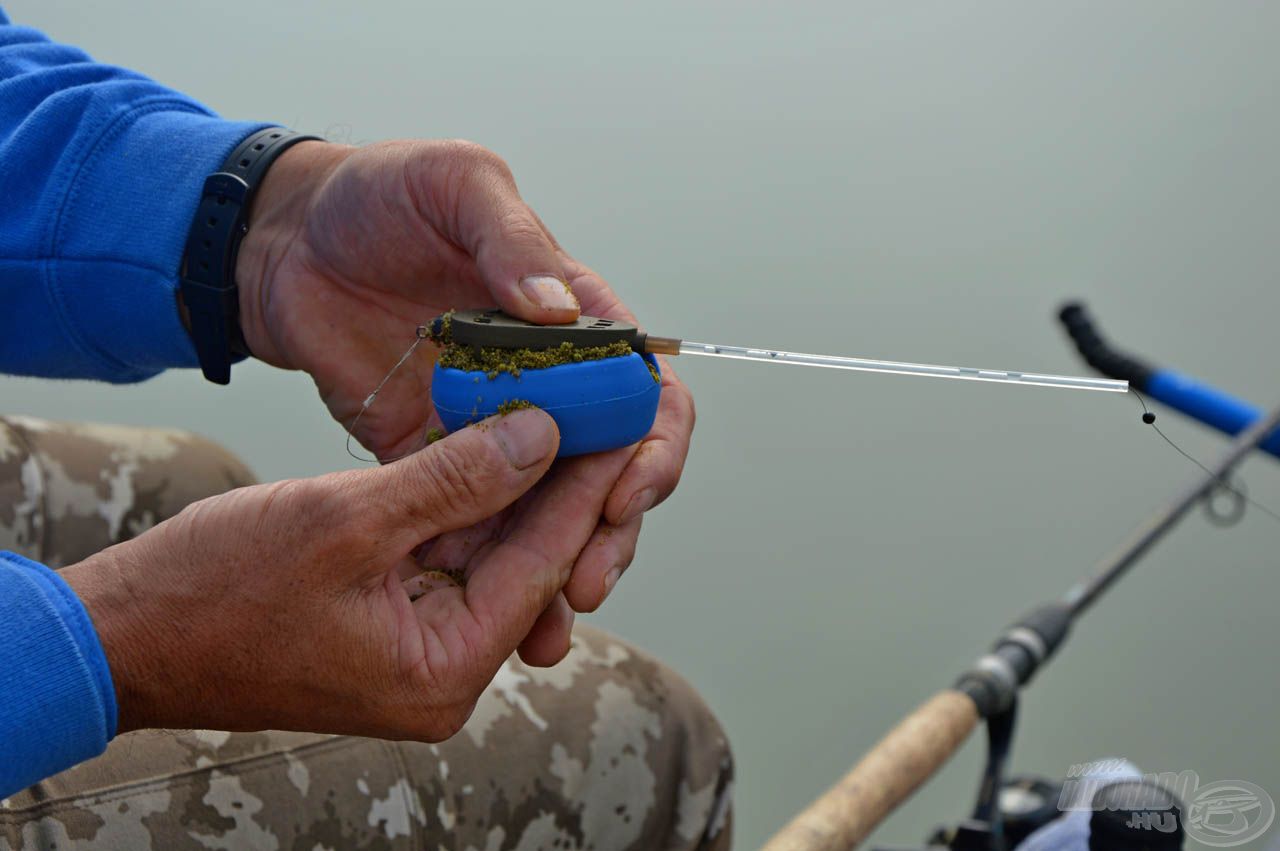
345;325;431;463
1129;389;1280;525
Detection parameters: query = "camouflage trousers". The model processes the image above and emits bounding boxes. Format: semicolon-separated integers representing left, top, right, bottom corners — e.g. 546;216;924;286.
0;416;733;851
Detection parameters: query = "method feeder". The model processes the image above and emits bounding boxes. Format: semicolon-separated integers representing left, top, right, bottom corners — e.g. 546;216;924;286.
430;309;1129;457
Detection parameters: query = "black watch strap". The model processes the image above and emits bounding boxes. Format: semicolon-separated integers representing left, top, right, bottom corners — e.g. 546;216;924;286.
180;127;321;384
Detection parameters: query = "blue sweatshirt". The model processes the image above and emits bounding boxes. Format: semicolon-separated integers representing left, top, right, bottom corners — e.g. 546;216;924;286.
0;7;270;796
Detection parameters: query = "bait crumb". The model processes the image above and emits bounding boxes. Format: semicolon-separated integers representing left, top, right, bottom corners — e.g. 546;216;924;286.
646;361;660;383
496;399;538;416
407;567;467;602
425;427;446;445
438;566;468;585
439;339;634;378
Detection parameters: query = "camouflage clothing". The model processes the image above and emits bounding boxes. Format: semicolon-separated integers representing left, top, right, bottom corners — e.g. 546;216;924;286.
0;416;257;568
0;416;733;851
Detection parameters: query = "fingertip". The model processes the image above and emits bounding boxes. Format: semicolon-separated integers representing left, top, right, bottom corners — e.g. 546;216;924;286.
485;407;560;470
516;594;575;667
602;564;624;600
564;573;602;614
485;274;580;327
518;275;580;320
605;464;666;525
603;418;690;525
565;515;641;613
564;565;623;614
373;409;557;546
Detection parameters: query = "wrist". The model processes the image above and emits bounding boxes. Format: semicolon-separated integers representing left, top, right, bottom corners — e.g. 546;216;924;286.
235;140;353;365
60;552;189;733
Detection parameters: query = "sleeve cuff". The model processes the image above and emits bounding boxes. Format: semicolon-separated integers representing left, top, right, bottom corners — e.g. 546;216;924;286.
51;108;272;380
0;551;118;797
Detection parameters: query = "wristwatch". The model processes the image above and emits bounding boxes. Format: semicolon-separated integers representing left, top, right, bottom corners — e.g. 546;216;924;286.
179;127;320;384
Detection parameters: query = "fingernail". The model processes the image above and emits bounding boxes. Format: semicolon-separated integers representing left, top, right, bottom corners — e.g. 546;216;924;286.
618;487;656;525
520;275;579;312
491;409;556;469
603;566;624;599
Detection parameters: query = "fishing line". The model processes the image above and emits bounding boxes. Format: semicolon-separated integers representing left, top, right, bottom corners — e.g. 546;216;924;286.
344;324;436;464
1129;388;1280;525
344;319;1280;530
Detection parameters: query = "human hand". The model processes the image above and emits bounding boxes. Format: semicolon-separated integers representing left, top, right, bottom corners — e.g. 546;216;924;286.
231;139;695;625
60;409;609;738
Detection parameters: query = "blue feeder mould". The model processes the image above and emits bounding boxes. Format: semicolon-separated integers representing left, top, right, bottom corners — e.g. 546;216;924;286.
432;353;662;458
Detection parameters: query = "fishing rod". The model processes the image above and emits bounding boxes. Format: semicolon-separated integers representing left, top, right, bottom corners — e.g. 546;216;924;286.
384;303;1273;847
1059;302;1280;460
353;306;1129;461
761;326;1280;851
408;308;1127;460
438;309;1130;394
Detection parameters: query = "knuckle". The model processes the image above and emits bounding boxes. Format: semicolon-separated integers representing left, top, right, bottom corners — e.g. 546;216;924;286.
435;137;482;161
495;206;546;245
276;477;363;548
471;145;513;180
255;477;320;522
164;493;220;546
419;443;498;515
327;473;385;540
670;381;696;429
619;535;640;565
296;474;355;518
273;472;382;551
441;139;511;181
610;532;639;569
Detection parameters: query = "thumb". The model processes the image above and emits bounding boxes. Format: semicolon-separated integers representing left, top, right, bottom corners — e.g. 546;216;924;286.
453;154;580;323
355;409;560;549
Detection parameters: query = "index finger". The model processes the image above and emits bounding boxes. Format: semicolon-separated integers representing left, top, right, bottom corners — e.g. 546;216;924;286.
457;447;633;656
554;255;697;524
604;358;695;525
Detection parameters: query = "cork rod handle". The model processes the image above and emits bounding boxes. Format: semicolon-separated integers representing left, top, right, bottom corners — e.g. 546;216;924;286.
760;689;980;851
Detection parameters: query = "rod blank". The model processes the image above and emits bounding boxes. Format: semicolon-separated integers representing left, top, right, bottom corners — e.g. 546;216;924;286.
675;341;1129;393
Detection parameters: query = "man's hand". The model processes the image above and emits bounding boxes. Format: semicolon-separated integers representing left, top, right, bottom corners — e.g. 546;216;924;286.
231;139;695;637
61;410;604;738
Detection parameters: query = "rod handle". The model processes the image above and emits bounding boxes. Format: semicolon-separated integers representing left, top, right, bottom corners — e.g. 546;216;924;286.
760;689;980;851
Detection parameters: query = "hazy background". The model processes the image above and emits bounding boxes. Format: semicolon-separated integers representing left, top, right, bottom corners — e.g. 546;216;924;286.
6;2;1280;847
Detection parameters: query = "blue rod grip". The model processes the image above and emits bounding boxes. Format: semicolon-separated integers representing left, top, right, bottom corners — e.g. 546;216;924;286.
1147;370;1280;460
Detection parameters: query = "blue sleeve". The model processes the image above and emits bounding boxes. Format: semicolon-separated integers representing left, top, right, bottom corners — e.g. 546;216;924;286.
0;551;118;798
0;9;273;382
